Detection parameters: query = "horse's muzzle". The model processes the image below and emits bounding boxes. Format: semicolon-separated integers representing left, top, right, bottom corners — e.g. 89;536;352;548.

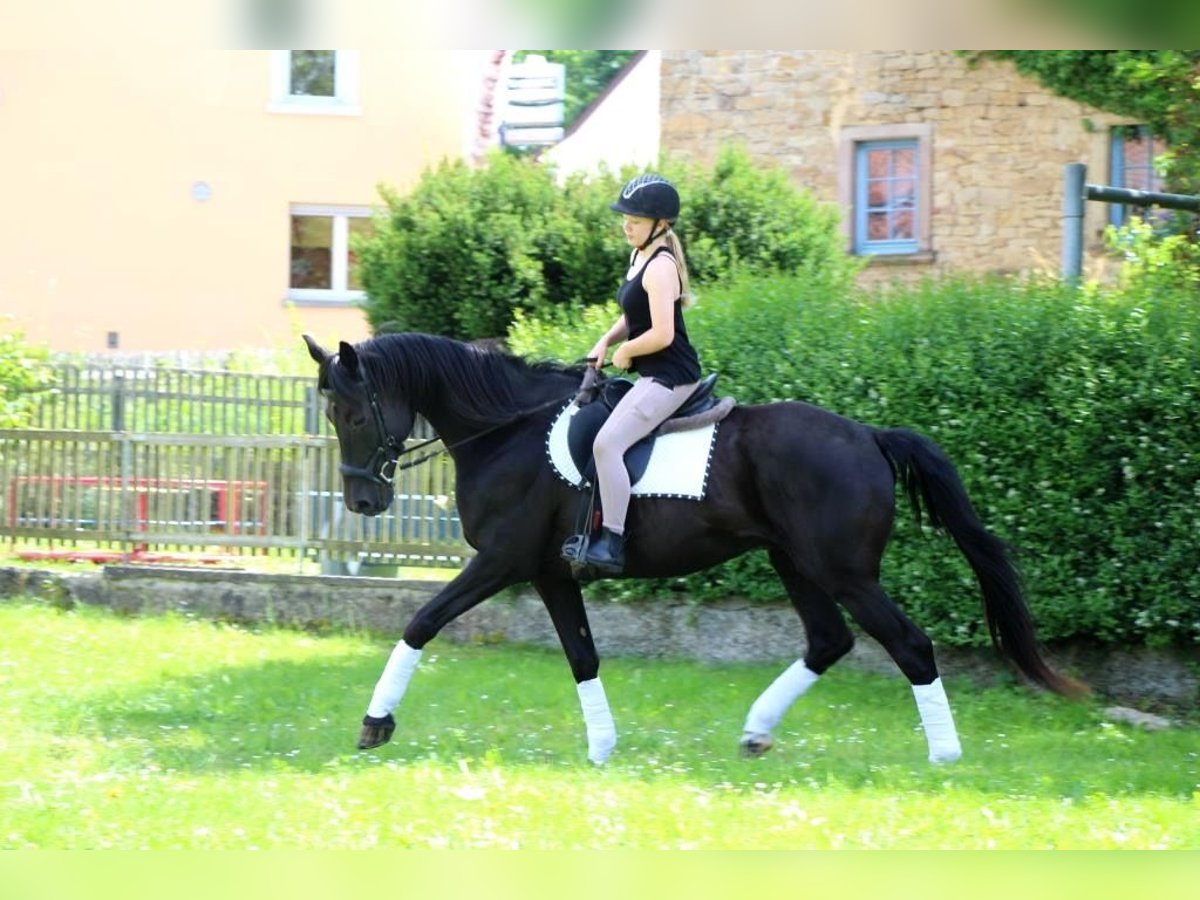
343;486;392;517
350;497;387;515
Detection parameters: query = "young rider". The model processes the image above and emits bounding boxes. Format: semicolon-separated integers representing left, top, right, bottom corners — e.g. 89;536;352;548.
583;173;702;574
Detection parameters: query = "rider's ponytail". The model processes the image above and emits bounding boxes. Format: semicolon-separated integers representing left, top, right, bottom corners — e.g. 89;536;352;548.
664;228;695;309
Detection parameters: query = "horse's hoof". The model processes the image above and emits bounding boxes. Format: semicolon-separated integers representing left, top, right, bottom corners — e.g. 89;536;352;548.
928;748;962;764
587;733;617;766
357;713;396;750
740;732;774;758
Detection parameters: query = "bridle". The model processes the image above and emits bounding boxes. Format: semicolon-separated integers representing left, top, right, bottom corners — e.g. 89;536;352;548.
331;358;604;488
328;365;410;487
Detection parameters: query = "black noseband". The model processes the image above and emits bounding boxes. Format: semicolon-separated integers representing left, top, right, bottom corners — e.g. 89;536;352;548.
338;443;399;486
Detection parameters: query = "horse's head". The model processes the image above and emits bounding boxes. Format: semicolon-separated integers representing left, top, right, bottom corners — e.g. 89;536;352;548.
304;334;414;516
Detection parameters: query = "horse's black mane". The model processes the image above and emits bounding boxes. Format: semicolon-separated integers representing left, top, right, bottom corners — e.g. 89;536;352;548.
336;333;585;426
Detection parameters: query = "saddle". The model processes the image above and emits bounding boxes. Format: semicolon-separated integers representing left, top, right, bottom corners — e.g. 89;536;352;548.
566;371;721;487
559;370;733;576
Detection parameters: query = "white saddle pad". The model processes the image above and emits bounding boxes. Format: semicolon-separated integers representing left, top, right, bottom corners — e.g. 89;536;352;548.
545;403;719;500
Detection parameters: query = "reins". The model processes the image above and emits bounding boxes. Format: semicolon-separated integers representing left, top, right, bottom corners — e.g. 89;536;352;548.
346;359;607;485
390;390;571;472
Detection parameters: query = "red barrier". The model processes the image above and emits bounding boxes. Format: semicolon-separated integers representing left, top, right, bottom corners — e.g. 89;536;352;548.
7;475;268;566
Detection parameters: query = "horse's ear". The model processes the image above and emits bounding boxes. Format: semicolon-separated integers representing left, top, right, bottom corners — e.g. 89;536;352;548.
338;341;360;377
302;333;329;364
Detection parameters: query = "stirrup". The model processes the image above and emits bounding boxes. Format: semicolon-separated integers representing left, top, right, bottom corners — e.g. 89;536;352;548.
561;532;590;565
584;555;624;575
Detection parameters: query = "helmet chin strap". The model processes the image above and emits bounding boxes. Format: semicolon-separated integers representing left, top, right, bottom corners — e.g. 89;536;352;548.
638;221;671;251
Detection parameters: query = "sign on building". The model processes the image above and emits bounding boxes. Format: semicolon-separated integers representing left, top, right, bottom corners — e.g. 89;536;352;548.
500;55;565;148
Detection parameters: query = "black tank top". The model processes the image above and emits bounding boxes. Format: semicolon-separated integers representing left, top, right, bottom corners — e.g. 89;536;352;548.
617;247;702;387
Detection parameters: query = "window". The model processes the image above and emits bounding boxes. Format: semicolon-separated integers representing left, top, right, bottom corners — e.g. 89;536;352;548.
838;124;933;259
288;205;374;305
1109;125;1167;227
291;51;335;97
855;141;920;255
269;51;360;115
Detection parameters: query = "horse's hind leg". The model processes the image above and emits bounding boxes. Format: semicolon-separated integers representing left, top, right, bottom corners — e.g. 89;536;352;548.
740;549;856;757
834;577;962;763
533;572;616;765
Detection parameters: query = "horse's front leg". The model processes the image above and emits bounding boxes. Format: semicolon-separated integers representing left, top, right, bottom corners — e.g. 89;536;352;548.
357;553;517;751
533;572;616;765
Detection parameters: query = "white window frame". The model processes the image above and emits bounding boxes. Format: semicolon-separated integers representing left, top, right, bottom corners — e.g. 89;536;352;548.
268;51;360;116
287;204;374;306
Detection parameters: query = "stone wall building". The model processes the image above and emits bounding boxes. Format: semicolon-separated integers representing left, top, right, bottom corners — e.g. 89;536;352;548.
660;51;1150;285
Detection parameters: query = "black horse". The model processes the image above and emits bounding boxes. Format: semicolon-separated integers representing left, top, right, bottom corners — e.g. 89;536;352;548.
304;332;1083;765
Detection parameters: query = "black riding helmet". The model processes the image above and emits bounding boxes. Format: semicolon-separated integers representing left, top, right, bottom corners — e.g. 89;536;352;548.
611;174;680;249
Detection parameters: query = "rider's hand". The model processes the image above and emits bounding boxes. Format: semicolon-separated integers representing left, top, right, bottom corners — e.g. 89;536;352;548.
587;339;608;369
612;345;633;371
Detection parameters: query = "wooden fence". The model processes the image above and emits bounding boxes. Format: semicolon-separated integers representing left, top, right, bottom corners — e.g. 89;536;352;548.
0;363;470;568
26;364;318;434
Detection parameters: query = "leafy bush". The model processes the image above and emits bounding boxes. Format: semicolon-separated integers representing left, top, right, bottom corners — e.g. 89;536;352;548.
508;303;626;364
853;276;1197;649
658;148;860;291
358;147;859;341
1107;217;1200;295
358;154;603;340
509;268;1200;649
0;330;53;428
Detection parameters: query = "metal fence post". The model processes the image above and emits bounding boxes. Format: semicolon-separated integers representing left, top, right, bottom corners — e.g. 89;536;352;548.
303;385;321;437
1062;162;1086;281
111;372;133;557
302;385;321;573
111;372;126;432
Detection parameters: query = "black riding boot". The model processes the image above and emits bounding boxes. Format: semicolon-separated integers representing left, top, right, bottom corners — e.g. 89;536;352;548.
583;527;625;574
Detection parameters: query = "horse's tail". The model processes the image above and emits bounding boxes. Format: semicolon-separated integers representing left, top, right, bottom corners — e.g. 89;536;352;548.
873;428;1088;698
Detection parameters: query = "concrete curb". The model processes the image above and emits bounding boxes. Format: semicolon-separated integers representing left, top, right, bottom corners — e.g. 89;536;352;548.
2;565;1195;710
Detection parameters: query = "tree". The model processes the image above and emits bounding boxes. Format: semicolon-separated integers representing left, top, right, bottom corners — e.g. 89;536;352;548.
971;52;1200;196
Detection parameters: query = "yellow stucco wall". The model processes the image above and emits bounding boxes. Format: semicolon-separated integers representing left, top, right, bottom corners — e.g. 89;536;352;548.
0;49;483;354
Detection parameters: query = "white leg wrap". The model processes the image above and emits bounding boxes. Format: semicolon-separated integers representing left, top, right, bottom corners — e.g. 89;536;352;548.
365;640;422;719
743;659;820;738
576;677;617;765
912;677;962;763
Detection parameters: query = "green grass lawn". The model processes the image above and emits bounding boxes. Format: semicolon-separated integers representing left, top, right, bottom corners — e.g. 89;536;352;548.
0;598;1196;849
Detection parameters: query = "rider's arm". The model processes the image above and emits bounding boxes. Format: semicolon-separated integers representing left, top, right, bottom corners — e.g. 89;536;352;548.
589;315;628;366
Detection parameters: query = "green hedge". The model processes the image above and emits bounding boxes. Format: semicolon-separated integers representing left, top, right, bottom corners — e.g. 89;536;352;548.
357;147;859;341
509;270;1199;648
